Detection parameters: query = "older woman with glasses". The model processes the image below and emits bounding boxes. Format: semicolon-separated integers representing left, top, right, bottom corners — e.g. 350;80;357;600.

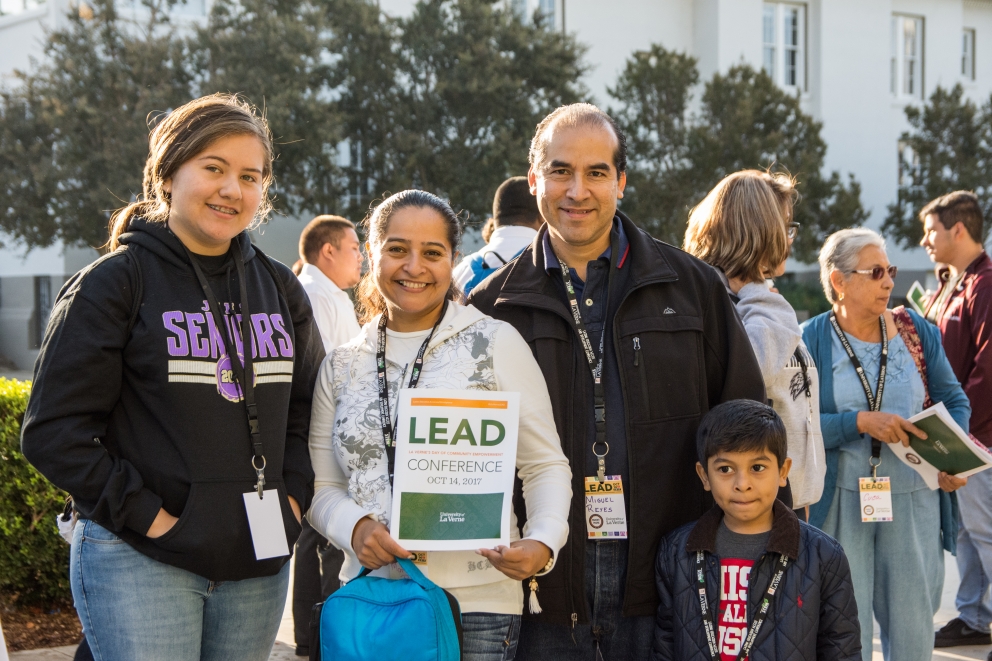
802;227;971;661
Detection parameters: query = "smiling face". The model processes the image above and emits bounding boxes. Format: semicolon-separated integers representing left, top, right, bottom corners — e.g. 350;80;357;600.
696;449;791;534
830;244;894;318
164;133;266;256
371;206;454;331
528;122;626;254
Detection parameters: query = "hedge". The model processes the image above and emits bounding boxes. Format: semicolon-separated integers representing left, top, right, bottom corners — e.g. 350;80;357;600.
0;378;72;607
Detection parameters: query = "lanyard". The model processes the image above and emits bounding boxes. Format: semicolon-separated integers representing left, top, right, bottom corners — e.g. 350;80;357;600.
553;230;620;482
376;299;449;482
696;550;789;661
829;312;888;475
184;244;267;498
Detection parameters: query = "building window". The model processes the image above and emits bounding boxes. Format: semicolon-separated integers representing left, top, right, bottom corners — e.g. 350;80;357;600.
538;0;554;27
32;276;52;350
762;3;806;91
963;28;976;80
892;14;924;99
0;0;45;16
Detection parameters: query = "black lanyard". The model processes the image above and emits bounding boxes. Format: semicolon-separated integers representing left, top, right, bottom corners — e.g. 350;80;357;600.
696;550;789;661
376;299;449;482
829;312;888;473
184;243;267;498
553;230;620;482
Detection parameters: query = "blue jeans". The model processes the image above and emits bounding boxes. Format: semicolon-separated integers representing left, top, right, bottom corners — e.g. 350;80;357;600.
462;613;521;661
822;487;944;661
955;467;992;633
516;541;654;661
70;519;290;661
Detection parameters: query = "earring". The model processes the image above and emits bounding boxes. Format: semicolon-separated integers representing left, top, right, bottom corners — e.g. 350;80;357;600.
839;292;845;301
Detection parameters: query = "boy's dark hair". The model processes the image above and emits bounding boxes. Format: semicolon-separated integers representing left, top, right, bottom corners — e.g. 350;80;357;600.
696;400;787;468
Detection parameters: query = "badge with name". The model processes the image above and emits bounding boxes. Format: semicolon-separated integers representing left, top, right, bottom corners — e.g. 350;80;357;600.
859;477;893;523
584;476;628;538
242;490;291;560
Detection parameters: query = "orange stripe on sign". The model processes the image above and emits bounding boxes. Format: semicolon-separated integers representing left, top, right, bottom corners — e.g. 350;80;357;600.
410;397;508;409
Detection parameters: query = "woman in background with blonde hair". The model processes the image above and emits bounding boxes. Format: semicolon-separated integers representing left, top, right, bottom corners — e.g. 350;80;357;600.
684;169;825;513
21;94;324;661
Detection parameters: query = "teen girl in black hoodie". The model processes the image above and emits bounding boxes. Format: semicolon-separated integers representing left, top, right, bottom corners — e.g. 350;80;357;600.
21;94;323;661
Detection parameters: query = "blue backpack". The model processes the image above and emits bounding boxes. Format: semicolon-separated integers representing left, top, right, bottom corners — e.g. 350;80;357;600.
461;250;508;297
309;557;462;661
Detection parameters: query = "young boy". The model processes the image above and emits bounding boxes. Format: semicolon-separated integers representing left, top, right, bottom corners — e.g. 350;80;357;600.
651;400;860;661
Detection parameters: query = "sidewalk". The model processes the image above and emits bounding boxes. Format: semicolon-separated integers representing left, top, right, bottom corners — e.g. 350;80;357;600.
8;551;992;660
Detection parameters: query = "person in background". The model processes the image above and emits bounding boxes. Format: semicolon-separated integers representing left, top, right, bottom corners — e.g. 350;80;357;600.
454;176;544;297
481;216;496;244
308;189;571;661
21;93;322;661
802;227;970;661
651;400;860;661
919;192;992;652
292;214;365;657
684;170;824;516
469;103;765;661
297;215;363;353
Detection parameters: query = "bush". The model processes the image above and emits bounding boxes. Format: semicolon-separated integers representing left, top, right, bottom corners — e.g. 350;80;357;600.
0;378;72;607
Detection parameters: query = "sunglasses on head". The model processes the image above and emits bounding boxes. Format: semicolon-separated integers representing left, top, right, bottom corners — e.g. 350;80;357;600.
849;265;898;280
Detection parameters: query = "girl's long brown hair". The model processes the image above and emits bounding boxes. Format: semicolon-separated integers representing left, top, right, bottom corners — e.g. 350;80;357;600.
107;93;274;251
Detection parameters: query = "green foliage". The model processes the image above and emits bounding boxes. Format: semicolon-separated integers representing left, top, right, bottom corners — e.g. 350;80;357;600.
883;84;992;249
776;279;832;317
0;0;191;249
331;0;587;221
0;379;72;607
609;50;868;261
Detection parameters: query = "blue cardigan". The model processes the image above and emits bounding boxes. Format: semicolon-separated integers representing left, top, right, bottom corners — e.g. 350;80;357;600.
801;309;971;553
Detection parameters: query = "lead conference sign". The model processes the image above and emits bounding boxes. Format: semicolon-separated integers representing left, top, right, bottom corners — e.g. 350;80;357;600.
390;389;520;551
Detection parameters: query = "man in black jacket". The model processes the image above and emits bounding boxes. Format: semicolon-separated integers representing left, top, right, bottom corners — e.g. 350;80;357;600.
468;103;765;660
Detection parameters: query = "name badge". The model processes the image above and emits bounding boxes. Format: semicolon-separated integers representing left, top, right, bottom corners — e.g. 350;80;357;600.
584;476;628;539
242;490;291;560
859;477;893;523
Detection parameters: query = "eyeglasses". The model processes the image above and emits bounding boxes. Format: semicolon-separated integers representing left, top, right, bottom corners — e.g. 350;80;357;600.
787;222;800;240
849;265;898;280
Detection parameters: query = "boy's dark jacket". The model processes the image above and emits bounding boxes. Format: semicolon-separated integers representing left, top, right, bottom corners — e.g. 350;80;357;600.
651;501;861;661
469;213;765;623
21;217;324;582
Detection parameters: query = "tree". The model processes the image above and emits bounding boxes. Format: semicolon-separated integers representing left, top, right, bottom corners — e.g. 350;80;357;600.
610;50;867;262
883;84;992;248
334;0;588;222
0;0;191;249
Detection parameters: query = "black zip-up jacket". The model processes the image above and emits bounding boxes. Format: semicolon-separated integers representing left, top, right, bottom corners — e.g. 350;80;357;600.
21;217;324;581
468;213;765;624
651;501;861;660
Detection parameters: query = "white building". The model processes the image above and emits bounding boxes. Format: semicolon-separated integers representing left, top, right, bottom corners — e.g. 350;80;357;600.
2;0;990;368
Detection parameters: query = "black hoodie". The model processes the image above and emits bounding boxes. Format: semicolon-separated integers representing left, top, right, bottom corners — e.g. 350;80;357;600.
21;217;324;581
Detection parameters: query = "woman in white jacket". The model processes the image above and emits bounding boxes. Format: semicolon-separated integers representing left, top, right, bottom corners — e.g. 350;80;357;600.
684;170;825;514
308;190;571;661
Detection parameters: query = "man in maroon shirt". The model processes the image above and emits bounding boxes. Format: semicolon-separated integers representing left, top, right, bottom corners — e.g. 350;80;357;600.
920;191;992;652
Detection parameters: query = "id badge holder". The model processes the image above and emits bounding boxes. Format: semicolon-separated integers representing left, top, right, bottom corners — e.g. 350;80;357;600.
584;476;628;539
243;490;291;559
859;477;893;522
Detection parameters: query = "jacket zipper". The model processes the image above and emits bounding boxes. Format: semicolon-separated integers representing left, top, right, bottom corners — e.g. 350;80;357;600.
633;337;650;417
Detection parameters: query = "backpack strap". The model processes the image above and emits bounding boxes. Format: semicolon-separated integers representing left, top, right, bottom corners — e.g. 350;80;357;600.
121;246;144;340
891;306;932;408
483;251;507;268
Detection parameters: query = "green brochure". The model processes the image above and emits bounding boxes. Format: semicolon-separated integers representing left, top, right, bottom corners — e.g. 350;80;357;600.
907;281;928;315
891;402;992;489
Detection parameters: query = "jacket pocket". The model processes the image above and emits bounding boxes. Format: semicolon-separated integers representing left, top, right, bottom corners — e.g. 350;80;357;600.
620;315;704;422
153;480;300;565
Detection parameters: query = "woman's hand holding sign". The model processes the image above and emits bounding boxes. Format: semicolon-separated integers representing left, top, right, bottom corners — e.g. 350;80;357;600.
352;516;413;569
477;539;552;581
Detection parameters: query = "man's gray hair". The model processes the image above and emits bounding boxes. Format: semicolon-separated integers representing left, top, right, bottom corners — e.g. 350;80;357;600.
818;228;887;303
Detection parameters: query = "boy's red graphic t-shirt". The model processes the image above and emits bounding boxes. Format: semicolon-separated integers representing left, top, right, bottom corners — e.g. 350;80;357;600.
718;557;754;660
